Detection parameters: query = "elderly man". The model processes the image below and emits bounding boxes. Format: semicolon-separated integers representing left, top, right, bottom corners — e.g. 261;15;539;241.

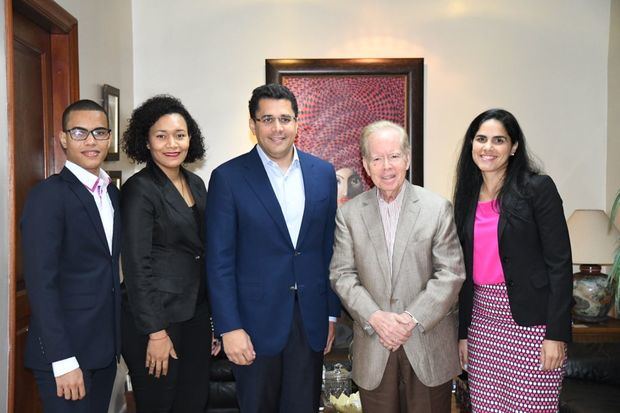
330;120;465;413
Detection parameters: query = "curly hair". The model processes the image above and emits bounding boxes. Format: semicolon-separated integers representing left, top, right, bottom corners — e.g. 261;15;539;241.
122;95;206;164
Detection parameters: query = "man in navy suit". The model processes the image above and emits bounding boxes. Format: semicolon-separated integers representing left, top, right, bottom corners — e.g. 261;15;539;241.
21;100;121;413
206;84;341;412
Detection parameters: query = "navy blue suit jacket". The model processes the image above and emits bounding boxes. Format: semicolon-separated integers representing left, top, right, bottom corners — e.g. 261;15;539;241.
21;167;121;371
206;147;341;355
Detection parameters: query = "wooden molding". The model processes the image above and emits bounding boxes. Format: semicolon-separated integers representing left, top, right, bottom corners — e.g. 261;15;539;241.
5;0;16;410
13;0;77;33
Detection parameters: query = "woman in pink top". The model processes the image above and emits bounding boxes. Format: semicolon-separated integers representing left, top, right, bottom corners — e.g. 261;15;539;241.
453;109;572;412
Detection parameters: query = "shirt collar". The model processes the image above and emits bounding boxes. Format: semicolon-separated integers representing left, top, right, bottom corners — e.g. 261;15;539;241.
256;144;300;173
376;183;406;207
65;160;111;192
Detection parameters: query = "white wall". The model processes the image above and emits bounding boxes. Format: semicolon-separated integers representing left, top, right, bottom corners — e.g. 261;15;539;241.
608;0;620;227
56;0;136;180
131;0;611;216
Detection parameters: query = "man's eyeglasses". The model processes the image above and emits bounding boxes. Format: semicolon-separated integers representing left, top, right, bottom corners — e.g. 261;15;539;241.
369;153;406;167
64;127;111;141
254;115;296;126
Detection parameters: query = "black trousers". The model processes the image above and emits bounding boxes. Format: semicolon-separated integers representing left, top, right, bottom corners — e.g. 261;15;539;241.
33;359;117;413
121;303;211;413
232;300;324;413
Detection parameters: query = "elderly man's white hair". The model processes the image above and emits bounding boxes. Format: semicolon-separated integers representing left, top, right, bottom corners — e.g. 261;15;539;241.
359;120;411;159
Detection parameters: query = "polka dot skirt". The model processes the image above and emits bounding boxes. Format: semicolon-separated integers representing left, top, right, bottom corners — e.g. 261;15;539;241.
467;283;565;413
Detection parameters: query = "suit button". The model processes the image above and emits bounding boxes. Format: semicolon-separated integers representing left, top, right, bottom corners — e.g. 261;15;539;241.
506;280;514;287
502;256;510;264
390;298;398;304
195;255;201;260
294;251;301;256
112;287;115;293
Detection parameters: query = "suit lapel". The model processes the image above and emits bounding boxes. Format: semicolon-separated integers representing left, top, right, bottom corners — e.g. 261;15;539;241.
109;185;121;257
391;184;420;285
149;162;203;248
187;171;206;243
241;148;292;246
61;167;110;253
498;210;508;242
296;152;315;248
360;189;391;291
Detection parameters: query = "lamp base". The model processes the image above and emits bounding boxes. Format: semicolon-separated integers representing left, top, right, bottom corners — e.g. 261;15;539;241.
572;265;612;323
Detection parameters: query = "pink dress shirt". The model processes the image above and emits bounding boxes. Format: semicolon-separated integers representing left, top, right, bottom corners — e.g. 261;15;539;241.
473;200;505;285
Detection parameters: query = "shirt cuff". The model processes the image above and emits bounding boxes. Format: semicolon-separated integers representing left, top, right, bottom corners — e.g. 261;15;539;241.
52;357;80;377
328;316;337;323
403;311;418;324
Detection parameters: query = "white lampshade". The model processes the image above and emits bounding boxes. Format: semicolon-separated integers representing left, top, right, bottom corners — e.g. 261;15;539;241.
567;209;620;265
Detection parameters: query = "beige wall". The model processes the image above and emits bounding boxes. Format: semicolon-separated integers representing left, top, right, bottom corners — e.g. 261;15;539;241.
132;0;611;217
56;0;136;179
0;0;617;410
608;0;620;228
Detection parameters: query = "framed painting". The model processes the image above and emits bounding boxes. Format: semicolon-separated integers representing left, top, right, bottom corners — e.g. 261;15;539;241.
102;84;120;161
108;170;122;190
266;58;424;204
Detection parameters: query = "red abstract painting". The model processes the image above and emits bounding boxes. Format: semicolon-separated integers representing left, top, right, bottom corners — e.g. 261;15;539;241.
283;75;407;195
267;59;424;197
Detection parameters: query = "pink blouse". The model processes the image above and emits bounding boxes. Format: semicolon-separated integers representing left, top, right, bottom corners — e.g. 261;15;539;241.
473;200;505;285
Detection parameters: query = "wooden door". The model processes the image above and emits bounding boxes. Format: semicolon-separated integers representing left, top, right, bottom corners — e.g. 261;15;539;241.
6;1;79;411
12;9;53;413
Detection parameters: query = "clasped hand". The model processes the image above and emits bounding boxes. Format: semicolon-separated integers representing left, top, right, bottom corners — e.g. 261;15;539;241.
368;310;416;352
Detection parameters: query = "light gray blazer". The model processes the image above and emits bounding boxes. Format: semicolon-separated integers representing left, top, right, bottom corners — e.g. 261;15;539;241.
329;183;465;390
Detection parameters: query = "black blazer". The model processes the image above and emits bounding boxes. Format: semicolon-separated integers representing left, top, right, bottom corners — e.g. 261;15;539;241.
21;167;121;370
121;161;207;334
458;174;573;342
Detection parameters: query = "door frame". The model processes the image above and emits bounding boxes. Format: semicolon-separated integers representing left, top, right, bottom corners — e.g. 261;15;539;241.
4;0;79;410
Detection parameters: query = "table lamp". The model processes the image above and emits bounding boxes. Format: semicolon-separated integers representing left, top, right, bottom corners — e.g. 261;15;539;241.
567;209;620;322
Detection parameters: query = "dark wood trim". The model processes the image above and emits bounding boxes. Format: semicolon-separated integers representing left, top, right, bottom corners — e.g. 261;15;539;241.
266;58;425;185
573;318;620;343
13;0;77;33
50;25;79;173
5;0;16;410
69;24;79;99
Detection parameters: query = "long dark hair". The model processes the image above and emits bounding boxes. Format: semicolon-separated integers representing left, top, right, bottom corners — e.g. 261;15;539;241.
453;108;540;235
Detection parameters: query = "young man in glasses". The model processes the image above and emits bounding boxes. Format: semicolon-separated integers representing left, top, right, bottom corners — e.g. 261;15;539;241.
21;99;121;413
206;84;341;412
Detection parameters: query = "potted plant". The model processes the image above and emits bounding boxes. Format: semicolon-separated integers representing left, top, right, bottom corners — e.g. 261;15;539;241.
610;189;620;313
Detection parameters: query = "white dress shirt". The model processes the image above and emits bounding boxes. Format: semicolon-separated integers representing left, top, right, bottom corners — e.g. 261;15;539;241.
256;145;305;247
376;186;417;324
377;187;405;276
52;161;114;377
256;146;337;323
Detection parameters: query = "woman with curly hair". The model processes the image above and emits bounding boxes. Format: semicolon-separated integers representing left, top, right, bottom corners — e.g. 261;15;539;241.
120;95;220;412
453;109;572;412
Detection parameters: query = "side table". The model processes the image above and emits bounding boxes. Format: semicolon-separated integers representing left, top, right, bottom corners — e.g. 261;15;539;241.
572;317;620;343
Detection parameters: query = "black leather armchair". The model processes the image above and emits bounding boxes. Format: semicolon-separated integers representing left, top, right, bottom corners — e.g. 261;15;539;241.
559;342;620;413
207;351;239;413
